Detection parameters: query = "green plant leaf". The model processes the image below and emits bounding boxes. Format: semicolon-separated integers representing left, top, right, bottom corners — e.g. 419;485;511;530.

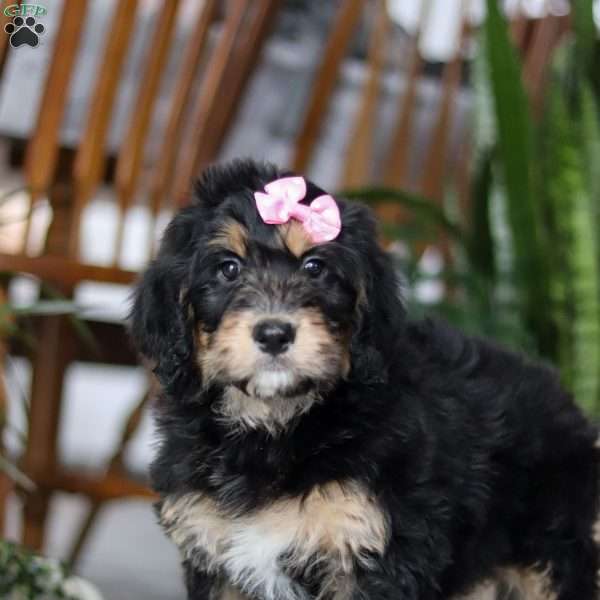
0;454;35;492
483;0;552;355
538;40;600;415
11;300;84;316
38;282;101;357
572;0;596;80
340;187;467;243
468;148;495;282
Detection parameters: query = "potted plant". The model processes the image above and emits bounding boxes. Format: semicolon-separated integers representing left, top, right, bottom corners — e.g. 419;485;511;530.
0;274;103;600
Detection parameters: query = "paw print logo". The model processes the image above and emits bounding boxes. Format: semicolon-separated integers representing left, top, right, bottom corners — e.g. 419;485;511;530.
4;16;45;48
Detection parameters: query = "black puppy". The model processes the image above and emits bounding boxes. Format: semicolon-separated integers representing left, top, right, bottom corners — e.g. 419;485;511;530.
131;159;599;600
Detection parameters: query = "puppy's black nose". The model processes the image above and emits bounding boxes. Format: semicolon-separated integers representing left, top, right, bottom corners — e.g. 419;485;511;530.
253;319;295;355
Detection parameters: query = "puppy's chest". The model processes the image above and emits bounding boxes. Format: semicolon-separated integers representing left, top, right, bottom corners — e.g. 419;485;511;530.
160;481;388;600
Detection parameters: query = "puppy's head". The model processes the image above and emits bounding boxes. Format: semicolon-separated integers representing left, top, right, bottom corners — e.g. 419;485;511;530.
131;160;403;431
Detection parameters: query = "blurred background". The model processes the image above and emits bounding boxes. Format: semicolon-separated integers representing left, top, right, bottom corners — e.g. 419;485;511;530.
0;0;598;598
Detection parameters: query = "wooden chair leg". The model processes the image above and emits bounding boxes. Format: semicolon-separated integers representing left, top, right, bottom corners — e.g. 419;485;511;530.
21;315;74;551
67;385;152;566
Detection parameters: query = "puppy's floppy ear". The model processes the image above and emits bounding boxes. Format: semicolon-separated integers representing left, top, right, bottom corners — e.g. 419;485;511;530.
130;209;200;400
341;201;405;383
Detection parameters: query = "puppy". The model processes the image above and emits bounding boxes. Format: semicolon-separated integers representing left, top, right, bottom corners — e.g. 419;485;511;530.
131;159;599;600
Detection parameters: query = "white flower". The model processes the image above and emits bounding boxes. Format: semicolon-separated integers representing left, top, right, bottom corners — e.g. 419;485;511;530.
63;576;104;600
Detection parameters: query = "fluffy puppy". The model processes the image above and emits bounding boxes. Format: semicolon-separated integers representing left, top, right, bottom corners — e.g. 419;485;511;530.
131;159;599;600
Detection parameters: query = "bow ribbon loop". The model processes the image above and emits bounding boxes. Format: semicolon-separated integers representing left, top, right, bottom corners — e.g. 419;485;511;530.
254;177;341;243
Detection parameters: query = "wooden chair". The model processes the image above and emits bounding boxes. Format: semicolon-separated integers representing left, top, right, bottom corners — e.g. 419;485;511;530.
0;0;280;554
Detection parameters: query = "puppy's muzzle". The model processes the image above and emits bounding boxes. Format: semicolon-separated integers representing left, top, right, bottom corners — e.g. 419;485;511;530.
252;319;296;355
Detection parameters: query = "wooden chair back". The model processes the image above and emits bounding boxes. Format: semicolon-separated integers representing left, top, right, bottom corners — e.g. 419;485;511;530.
0;0;280;283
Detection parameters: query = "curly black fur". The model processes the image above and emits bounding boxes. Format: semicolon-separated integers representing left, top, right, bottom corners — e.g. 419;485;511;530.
131;159;600;600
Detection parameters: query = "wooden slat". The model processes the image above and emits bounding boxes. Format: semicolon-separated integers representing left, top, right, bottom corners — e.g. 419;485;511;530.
11;318;138;367
192;0;282;174
69;0;139;258
113;0;181;265
0;0;20;73
171;0;249;205
523;15;566;114
383;0;432;187
60;319;136;366
23;2;88;195
341;1;390;188
35;469;155;502
0;10;12;71
291;0;366;172
0;253;137;286
455;137;472;226
147;0;218;234
418;5;470;278
21;1;88;252
420;15;469;201
510;12;530;51
22;312;74;549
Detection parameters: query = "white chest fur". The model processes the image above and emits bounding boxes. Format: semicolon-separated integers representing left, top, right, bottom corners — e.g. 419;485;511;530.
161;481;388;600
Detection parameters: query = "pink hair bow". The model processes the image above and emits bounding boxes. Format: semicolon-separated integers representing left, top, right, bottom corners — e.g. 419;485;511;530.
254;176;341;243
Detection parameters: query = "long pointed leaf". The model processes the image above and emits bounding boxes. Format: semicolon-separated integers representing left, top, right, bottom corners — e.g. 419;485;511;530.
538;41;600;415
572;0;596;80
340;187;467;242
484;0;551;354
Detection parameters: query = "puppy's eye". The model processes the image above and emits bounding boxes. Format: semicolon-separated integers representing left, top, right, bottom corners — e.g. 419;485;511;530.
219;260;241;281
302;258;324;277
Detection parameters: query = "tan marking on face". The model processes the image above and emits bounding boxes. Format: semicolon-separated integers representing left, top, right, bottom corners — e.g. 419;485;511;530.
278;220;314;257
292;308;349;379
199;308;349;403
208;220;248;257
161;481;387;600
199;311;257;386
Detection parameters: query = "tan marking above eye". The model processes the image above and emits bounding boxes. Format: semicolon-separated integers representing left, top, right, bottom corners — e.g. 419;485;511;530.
278;220;314;257
208;220;248;257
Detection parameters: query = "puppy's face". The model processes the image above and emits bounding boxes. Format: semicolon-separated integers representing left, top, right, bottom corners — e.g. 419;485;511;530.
132;161;401;432
189;212;357;402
